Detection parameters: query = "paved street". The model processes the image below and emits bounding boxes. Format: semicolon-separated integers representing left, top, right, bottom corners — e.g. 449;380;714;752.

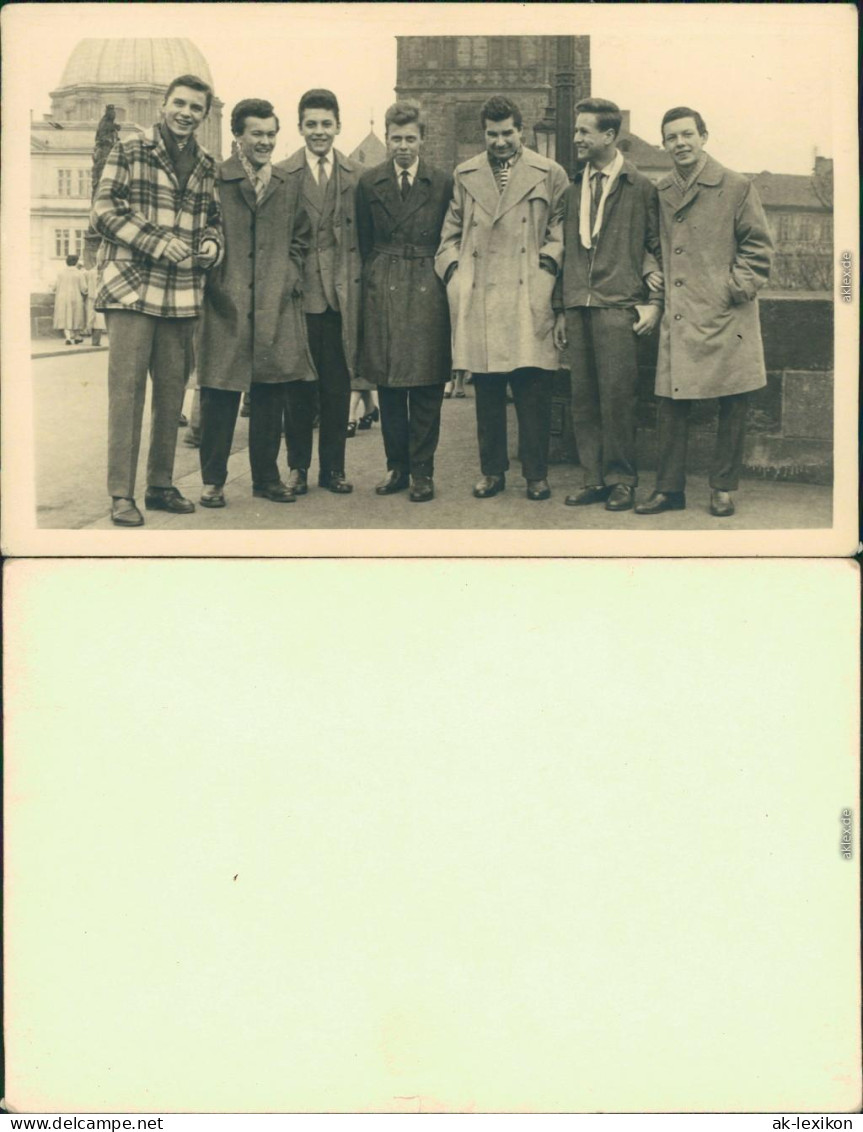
32;342;832;532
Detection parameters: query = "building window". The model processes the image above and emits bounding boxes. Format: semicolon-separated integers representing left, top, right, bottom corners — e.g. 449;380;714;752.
57;170;73;196
54;228;87;257
77;169;91;197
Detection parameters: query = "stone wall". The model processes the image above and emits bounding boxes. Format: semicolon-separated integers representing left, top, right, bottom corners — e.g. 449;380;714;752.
549;297;834;484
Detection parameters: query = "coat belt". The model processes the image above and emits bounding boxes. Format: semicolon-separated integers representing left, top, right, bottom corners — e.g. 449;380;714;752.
373;242;437;259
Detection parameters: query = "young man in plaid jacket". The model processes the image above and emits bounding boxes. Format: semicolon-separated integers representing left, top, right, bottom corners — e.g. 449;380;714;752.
92;74;223;527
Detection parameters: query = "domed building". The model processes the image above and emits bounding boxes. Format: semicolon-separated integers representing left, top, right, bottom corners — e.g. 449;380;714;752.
30;38;222;297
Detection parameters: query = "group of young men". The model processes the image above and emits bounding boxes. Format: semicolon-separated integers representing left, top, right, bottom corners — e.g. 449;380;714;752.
90;75;773;527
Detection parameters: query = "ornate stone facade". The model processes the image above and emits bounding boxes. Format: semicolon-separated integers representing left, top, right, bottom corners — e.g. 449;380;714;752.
395;36;591;170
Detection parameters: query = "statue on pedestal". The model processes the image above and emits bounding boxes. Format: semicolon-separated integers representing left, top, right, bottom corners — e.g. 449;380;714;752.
91;105;120;199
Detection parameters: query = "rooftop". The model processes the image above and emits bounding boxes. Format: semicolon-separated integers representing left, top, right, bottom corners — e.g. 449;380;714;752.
56;38;213;91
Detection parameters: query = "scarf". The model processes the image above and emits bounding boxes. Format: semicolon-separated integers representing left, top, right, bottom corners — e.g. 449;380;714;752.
672;151;708;196
579;149;624;250
159;122;199;195
237;149;272;202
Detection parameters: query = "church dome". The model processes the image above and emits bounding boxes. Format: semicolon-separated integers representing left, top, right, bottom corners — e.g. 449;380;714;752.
57;38;213;90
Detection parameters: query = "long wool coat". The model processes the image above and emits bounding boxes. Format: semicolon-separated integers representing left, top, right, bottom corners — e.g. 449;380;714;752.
275;148;363;380
91;125;223;319
196;157;316;391
656;155;773;399
52;266;87;329
355;159;453;387
435;148;568;375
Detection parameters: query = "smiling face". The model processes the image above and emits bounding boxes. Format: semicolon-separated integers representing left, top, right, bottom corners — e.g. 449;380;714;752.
662;115;708;171
484;116;523;161
299;107;341;157
236;116;278;169
574;112;616;166
161;85;208;140
387;120;423;169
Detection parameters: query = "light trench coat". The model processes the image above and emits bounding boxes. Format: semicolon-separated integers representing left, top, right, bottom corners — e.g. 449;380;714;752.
435;148;569;374
656;155;773;399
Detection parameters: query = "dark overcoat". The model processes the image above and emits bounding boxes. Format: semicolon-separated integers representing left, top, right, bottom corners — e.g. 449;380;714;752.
275;148;363;381
355;159;453;387
656;154;773;399
197;156;316;391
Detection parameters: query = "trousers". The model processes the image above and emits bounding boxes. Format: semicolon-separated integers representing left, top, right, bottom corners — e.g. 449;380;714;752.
655;393;750;492
199;384;287;488
566;307;639;487
377;384;446;477
473;368;553;481
105;309;195;498
283;310;351;474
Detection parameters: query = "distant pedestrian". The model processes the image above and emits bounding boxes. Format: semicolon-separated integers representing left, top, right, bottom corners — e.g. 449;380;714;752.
436;95;568;501
635;107;773;518
52;255;87;344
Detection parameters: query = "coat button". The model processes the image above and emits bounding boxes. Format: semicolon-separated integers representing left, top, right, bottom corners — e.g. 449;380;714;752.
675;248;683;254
676;216;684;222
674;280;682;287
674;314;682;320
521;248;526;253
522;218;527;223
519;279;523;284
471;220;478;227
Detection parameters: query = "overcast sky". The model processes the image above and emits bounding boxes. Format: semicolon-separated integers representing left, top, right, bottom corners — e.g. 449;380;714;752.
14;2;849;175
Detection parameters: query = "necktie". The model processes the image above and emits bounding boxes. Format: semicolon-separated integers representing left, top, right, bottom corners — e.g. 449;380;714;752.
253;172;265;203
590;171;604;233
400;170;411;200
318;157;329;191
497;159;510;193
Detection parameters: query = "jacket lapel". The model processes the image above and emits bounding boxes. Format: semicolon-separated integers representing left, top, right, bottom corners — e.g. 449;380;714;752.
494;151;547;220
372;163;400;220
220;154;257;213
396;161;432;225
257;163;285;211
459;154;500;220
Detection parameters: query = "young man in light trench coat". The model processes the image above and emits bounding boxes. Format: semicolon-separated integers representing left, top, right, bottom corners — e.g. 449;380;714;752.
435;95;569;501
635;107;773;519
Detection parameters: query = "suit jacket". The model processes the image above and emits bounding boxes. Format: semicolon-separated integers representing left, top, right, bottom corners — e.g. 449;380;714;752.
276;148;362;379
355;159;453;387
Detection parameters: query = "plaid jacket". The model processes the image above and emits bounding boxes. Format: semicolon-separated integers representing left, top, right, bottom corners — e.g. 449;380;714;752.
91;124;223;318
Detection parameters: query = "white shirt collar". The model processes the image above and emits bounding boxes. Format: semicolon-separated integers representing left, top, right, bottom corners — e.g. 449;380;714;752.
394;158;419;183
305;148;334;181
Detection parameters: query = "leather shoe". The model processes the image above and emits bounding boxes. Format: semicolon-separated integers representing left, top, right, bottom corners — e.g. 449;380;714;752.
200;485;226;508
710;489;735;517
144;486;195;513
375;469;409;495
318;470;353;494
635;490;686;515
526;478;551;501
473;474;505;499
178;413;188;427
110;497;144;527
346;421;358;438
605;484;634;511
409;475;434;502
287;468;308;495
253;480;296;503
565;484;611;506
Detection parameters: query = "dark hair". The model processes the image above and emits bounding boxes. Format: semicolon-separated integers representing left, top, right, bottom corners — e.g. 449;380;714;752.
66;254;79;266
384;100;425;139
164;74;213;115
481;95;522;130
298;88;340;126
575;98;622;138
231;99;280;137
661;106;707;139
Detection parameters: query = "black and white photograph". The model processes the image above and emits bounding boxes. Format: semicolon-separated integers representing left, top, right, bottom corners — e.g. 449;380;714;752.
2;1;857;555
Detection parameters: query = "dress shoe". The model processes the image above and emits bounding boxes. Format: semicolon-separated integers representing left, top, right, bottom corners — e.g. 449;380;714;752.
253;480;296;503
409;475;434;502
358;413;375;431
346;421;358;438
144;486;195;513
565;484;611;506
605;483;634;512
183;430;201;448
200;485;226;508
287;467;308;495
526;478;551;501
110;497;144;527
318;470;353;494
375;469;409;495
635;490;686;515
473;474;505;499
178;413;188;427
710;489;735;517
240;400;251;419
